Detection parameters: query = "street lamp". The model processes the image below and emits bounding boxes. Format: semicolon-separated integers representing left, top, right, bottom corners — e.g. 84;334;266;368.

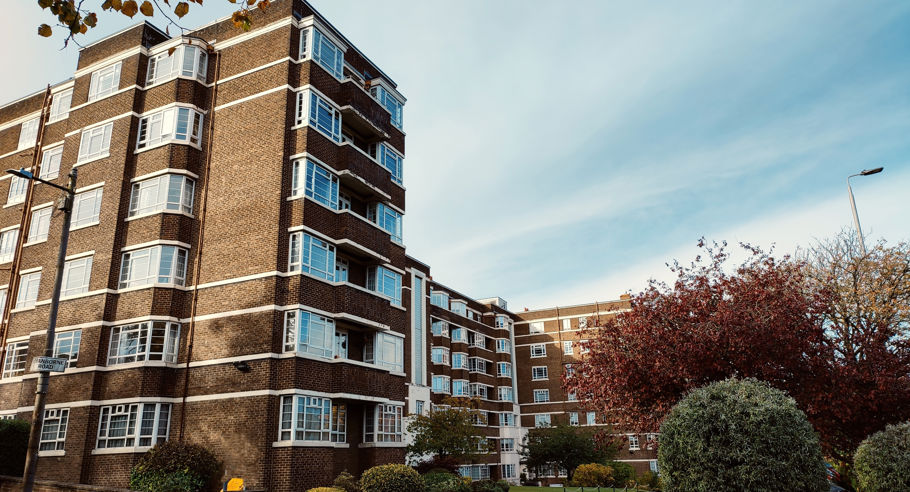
8;167;77;492
846;167;883;256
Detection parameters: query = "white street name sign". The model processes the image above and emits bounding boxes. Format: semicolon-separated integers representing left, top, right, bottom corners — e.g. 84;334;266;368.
31;357;68;373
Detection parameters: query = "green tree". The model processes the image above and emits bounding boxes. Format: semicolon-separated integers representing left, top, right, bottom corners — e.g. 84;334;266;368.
658;378;827;492
853;421;910;492
406;397;492;463
0;419;29;476
520;424;616;481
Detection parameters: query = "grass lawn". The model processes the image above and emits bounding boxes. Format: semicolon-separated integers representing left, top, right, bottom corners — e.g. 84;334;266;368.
510;487;623;491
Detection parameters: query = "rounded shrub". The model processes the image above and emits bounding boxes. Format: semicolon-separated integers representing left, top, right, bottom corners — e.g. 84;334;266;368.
360;464;424;492
422;471;469;492
0;419;29;476
570;463;614;487
657;378;827;492
129;440;222;492
854;421;910;491
332;471;361;492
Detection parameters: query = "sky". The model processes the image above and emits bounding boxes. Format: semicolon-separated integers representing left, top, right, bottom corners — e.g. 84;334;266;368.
6;0;910;310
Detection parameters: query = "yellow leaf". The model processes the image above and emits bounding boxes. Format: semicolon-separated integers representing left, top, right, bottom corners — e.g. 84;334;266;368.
79;23;88;34
111;0;122;10
121;0;138;17
139;0;154;16
84;13;97;27
174;2;189;18
38;24;53;37
257;0;270;11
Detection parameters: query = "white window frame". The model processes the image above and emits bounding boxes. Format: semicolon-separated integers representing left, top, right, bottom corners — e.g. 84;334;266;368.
18;118;39;151
568;412;579;426
61;255;92;297
530;343;547;358
629;434;640;451
431;375;450;394
452;352;467;370
292;159;338;208
430;290;449;308
500;438;515;453
88;62;122;101
289;231;335;280
497;386;513;402
563;340;573;355
28;204;52;244
496;338;510;353
431;320;449;337
129;174;195;217
278;395;333;442
452;379;469;397
119;245;188;288
529;321;545;334
7;175;28;205
300;27;345;79
39;408;69;452
369;84;403;130
146;44;208;85
2;341;28;378
16;271;41;309
373;142;403;185
531;366;548;381
534;414;551;428
533;389;550;403
53;330;81;368
497;361;512;378
367;265;402;306
296;89;341;143
451;327;467;344
283;309;335;359
39;145;63;180
71;187;103;229
136;106;204;151
363;404;403;443
431;346;449;365
365;331;403;372
586;411;597;425
0;228;20;263
77;122;113;163
96;402;170;449
48;89;73;123
450;300;467;317
367;202;403;243
107;321;180;365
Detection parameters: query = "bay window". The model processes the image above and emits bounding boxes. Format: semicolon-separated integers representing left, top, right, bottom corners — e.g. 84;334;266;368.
367;202;402;243
300;27;344;79
372;142;403;185
497;386;513;402
452;379;469;397
96;402;170;448
431;347;449;365
369;84;403;130
296;90;341;143
129;174;195;217
431;375;450;394
119;245;188;288
278;395;332;441
292;159;338;208
496;338;511;353
367;265;401;306
146;44;208;85
497;362;512;378
364;332;403;372
288;232;335;280
363;404;402;443
450;300;467;316
136;106;204;150
430;290;448;308
452;352;467;370
283;309;334;358
107;321;180;365
431;320;448;337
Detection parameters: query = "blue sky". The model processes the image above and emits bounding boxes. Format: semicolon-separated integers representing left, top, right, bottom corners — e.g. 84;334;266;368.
6;0;909;309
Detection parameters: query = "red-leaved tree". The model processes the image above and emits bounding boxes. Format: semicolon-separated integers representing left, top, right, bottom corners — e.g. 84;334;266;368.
566;238;910;461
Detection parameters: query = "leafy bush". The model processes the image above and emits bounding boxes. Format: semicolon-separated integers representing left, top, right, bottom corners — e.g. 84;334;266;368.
360;464;424;492
606;461;635;486
422;471;469;492
306;488;343;492
658;378;827;492
469;479;509;492
333;471;360;492
637;471;660;490
570;463;614;487
854;421;910;491
129;440;223;492
0;419;29;476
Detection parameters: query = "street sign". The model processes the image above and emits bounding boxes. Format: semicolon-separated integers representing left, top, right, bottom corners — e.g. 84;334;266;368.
31;357;67;373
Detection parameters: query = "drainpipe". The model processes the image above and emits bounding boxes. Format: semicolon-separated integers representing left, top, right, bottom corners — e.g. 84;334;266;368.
179;43;220;440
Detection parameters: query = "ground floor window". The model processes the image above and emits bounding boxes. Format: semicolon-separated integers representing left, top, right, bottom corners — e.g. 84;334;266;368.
39;408;68;451
97;403;170;449
458;465;490;480
363;404;403;443
501;464;516;479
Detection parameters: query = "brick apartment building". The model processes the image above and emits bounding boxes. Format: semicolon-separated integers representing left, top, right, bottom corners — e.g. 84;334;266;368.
0;1;652;489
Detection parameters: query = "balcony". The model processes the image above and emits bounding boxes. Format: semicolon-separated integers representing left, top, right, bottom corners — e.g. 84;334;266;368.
339;79;395;142
293;274;393;328
299;198;391;261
